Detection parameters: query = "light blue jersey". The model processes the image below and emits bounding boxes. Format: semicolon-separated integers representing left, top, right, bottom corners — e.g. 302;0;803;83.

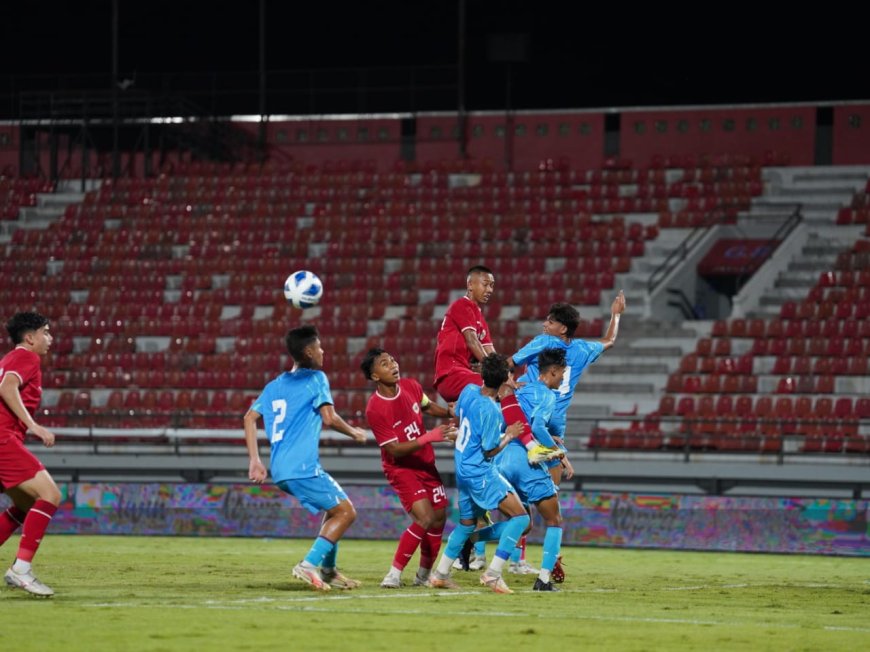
497;380;560;503
512;334;604;436
515;379;559;445
454;384;505;481
251;368;333;483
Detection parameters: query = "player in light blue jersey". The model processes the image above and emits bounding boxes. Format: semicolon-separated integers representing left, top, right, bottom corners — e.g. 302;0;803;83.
500;292;624;583
428;354;529;594
511;291;625;485
496;348;567;591
244;325;367;592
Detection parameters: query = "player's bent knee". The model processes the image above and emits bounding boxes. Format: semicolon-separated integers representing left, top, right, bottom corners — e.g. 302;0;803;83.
43;488;62;506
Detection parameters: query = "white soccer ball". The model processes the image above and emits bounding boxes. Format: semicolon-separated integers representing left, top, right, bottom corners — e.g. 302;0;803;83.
283;270;323;309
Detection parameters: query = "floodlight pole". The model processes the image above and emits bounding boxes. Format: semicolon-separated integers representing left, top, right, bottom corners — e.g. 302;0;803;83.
258;0;267;162
111;0;120;179
457;0;467;159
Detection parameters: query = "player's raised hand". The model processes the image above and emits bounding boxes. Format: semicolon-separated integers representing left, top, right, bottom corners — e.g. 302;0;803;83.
248;458;268;483
611;290;626;315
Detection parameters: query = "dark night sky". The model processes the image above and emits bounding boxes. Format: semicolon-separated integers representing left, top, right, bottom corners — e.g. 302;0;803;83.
2;1;865;114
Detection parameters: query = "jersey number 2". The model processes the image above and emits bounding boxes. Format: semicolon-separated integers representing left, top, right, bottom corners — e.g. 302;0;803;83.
271;399;287;443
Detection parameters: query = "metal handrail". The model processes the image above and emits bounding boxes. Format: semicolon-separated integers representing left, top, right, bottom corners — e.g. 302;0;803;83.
647;221;714;294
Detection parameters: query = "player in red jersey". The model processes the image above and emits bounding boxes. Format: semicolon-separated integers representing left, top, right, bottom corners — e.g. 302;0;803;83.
435;266;560;468
0;312;61;597
361;348;458;588
433;265;496;402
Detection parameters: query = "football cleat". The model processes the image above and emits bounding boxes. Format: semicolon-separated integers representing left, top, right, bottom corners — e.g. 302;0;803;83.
527;444;564;464
4;567;54;597
427;573;461;590
292;562;331;591
533;578;560;592
551;555;565;583
412;569;431;586
468;554;487;571
480;571;513;594
380;573;403;589
321;568;361;589
508;559;539;575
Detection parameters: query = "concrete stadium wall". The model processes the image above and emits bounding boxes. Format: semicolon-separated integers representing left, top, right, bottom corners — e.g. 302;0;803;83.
3;483;866;557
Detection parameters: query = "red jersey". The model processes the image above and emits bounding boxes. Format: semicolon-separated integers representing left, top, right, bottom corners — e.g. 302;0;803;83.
366;378;435;472
0;347;42;440
434;296;493;382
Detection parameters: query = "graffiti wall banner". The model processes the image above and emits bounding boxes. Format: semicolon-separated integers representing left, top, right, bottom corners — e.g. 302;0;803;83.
1;484;866;556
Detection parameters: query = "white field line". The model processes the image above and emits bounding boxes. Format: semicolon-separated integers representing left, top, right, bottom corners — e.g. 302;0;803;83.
76;582;870;633
78;599;870;633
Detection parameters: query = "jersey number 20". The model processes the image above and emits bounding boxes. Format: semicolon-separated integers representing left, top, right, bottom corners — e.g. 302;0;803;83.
454;415;472;452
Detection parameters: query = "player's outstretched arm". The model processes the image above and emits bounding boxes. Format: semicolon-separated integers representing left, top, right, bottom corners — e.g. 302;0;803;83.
0;374;55;447
383;424;458;458
597;290;625;350
421;397;453;419
243;408;267;483
320;404;368;443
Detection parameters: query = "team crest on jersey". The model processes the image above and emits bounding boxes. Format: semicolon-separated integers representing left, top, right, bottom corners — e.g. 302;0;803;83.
412;402;420;414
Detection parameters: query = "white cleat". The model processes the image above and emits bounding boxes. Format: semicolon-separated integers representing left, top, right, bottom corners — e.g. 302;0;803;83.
468;555;487;571
292;562;331;591
4;567;54;597
508;559;539;575
480;571;513;594
380;573;403;589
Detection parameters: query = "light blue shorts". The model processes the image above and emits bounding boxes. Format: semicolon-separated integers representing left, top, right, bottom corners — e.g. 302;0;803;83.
277;472;348;515
497;442;559;504
456;467;516;520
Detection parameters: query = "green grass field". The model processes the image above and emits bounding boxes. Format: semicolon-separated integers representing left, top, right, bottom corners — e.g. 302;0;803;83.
0;536;867;651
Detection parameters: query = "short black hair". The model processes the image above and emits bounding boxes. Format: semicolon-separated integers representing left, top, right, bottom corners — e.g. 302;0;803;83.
6;311;49;345
481;353;510;389
467;265;493;279
360;347;387;381
548;302;580;338
285;325;319;361
538;348;567;374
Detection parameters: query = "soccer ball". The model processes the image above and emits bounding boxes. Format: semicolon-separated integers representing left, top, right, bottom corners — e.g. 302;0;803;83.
283;270;323;309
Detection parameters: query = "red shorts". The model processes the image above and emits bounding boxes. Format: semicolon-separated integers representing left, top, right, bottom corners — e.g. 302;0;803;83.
0;435;45;491
385;465;449;513
434;367;483;402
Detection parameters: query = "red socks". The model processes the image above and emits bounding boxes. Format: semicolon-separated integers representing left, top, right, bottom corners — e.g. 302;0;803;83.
0;506;25;546
392;521;427;571
17;500;57;563
500;394;534;446
419;525;444;570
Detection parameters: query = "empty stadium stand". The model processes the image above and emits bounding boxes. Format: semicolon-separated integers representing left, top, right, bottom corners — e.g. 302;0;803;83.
1;152;868;495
